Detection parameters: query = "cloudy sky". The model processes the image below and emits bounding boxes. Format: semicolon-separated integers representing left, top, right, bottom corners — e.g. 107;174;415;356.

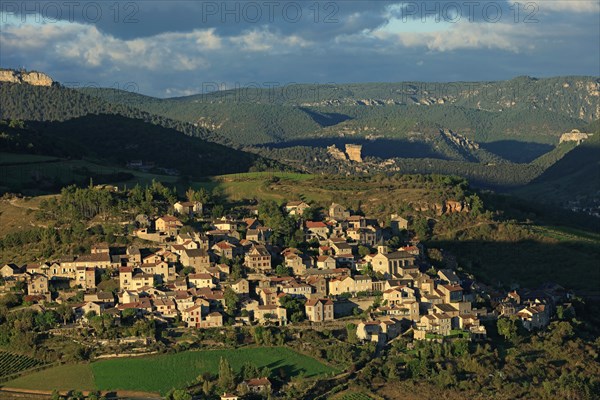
1;0;599;97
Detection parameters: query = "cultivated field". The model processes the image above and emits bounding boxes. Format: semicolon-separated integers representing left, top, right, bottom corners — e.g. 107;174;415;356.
3;363;95;391
5;347;337;395
0;351;45;379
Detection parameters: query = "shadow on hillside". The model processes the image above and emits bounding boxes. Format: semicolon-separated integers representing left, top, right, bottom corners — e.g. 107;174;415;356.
298;107;353;127
262;137;448;160
480;140;553;163
426;239;600;293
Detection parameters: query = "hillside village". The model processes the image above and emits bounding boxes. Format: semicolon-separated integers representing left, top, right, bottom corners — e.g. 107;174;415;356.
1;195;567;350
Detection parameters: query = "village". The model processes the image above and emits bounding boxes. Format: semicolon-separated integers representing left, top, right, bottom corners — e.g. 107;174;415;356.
1;196;566;348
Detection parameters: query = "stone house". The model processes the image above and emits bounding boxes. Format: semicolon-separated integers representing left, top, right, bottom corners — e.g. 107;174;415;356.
27;273;49;295
242;377;272;394
231;278;250;296
180;249;210;272
284;201;310;216
212;241;237;260
245;245;271;271
517;305;549;330
254;305;287;325
329;203;350;220
316;255;337;270
198;312;224;328
371;246;417;277
155;215;183;236
305;221;329;240
390;214;409;235
76;267;96;289
305;298;334;322
174;201;203;216
188;273;216;289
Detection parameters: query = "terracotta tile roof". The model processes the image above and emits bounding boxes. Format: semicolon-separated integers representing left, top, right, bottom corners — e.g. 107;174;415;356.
245;377;271;387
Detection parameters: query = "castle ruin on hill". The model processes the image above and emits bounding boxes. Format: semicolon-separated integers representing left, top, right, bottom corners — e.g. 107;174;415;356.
559;129;591;144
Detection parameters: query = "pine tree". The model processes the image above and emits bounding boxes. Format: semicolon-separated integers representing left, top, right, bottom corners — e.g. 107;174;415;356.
218;357;235;391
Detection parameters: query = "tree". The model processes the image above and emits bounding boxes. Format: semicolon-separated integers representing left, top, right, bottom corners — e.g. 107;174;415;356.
165;389;192;400
412;217;431;240
223;288;239;315
497;317;519;341
240;361;261;380
212;204;225;219
274;264;292;277
279;295;305;323
218;357;236;391
346;323;358;344
57;303;74;325
302;206;319;221
358;245;372;258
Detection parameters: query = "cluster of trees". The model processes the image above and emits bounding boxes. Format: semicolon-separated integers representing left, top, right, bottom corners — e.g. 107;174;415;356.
355;315;599;399
185;357;273;399
0;307;88;363
257;200;304;247
36;180;181;223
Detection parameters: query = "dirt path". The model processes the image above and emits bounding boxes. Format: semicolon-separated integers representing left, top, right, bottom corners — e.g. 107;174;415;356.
9;198;41;210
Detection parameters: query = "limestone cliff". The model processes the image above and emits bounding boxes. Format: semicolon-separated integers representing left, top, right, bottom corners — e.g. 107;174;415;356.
345;144;363;163
327;144;364;163
412;200;469;215
0;69;54;87
327;145;347;161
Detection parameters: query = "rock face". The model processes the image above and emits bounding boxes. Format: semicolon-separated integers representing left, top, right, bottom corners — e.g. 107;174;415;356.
327;145;347;161
559;129;590;144
326;144;363;163
0;70;20;83
413;200;469;215
345;144;363;163
441;129;479;151
0;69;54;86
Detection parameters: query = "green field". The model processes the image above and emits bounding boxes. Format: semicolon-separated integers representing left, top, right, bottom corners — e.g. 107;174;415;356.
0;156;179;195
5;347;337;395
0;152;61;164
4;363;95;390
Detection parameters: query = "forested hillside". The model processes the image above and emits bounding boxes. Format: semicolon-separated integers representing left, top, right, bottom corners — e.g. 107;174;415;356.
0;83;227;145
1;77;599;212
80;76;597;150
0;116;279;193
514;121;600;211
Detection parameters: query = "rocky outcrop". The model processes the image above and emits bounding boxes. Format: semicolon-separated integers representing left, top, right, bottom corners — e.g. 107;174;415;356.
0;69;54;86
345;144;363;163
559;129;590;144
327;145;347;161
327;144;363;163
440;129;479;151
413;200;469;215
444;200;469;214
0;70;20;83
